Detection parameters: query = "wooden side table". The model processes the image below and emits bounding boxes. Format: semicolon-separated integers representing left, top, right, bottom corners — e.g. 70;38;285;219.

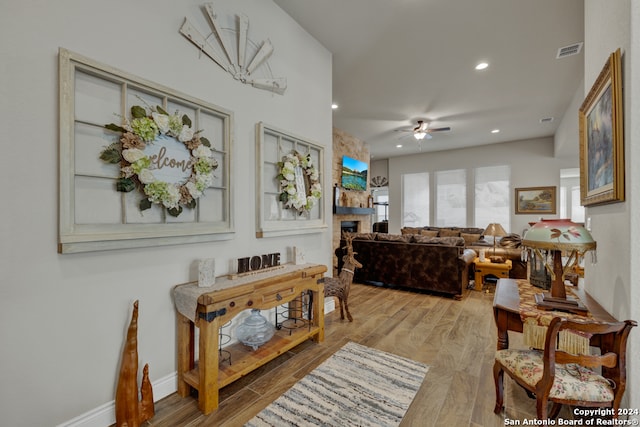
173;264;326;415
473;257;511;291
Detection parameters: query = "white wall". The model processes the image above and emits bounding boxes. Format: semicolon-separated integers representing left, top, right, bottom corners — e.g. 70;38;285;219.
0;1;332;426
554;80;585;160
387;137;575;235
584;0;638;412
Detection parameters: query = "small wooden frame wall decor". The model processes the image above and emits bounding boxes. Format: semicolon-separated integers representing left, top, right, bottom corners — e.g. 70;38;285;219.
579;48;624;206
58;48;234;253
255;122;326;238
515;186;556;215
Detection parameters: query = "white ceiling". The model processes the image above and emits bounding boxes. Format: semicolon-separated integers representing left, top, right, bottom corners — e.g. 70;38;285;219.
273;0;585;159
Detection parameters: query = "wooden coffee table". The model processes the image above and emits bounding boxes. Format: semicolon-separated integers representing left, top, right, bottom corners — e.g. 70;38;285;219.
473;257;511;291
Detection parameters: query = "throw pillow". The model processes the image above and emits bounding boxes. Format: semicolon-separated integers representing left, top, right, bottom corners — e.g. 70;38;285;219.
412;236;465;246
439;229;461;237
352;233;376;240
401;227;423;235
376;233;411;242
460;232;482;246
419;229;439;237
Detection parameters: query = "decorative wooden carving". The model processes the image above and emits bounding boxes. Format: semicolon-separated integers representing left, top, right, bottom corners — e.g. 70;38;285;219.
324;234;362;322
115;301;154;427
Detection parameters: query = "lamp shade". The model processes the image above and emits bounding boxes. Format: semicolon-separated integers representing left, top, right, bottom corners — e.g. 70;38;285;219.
484;223;507;237
522;219;596;253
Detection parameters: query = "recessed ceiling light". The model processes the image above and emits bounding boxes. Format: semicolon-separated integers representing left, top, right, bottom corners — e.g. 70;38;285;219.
396;144;403;148
491;129;500;133
475;62;489;71
331;103;339;110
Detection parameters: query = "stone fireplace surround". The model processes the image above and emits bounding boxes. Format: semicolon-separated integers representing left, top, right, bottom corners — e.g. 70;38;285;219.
332;128;371;273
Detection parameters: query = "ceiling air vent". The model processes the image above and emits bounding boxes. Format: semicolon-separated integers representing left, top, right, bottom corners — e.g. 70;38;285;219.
540;117;554;124
556;42;583;59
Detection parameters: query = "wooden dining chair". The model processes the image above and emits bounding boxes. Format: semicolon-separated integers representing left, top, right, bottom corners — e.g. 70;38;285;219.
493;316;636;420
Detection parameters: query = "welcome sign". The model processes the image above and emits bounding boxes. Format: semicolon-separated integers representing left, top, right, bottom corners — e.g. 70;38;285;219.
144;134;193;185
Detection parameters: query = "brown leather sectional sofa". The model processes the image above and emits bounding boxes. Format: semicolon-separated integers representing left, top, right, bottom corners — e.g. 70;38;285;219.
336;234;476;299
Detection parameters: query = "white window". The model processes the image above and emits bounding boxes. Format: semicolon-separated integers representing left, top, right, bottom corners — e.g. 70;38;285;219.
474;165;510;230
560;168;585;223
435;169;466;227
402;173;429;227
372;187;389;223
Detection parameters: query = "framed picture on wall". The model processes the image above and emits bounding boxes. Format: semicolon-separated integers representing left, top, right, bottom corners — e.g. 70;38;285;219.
515;186;556;215
579;48;624;207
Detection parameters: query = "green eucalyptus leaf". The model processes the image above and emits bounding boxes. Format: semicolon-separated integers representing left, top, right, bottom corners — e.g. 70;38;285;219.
131;105;147;119
156;106;168;115
279;193;288;203
182;114;192;127
99;148;121;164
167;206;183;217
105;123;127;133
187;199;197;209
116;177;136;193
200;137;211;147
139;198;152;211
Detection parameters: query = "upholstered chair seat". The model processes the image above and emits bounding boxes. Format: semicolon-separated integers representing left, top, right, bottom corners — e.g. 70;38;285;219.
495;349;614;402
493;317;636;420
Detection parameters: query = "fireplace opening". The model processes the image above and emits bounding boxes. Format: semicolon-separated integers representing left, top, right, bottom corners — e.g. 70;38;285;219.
341;221;359;233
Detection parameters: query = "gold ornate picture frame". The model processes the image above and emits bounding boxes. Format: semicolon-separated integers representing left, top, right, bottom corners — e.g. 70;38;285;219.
579;48;624;206
515;186;556;215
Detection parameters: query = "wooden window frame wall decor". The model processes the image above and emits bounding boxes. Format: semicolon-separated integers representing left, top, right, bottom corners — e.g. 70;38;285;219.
579;48;624;207
58;48;234;253
514;186;556;215
255;122;326;238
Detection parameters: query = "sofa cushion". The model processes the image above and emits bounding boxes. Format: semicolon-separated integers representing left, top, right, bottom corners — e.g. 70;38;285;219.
401;227;423;235
419;229;439;237
376;233;412;242
350;232;377;240
439;229;461;237
412;236;465;246
460;232;482;246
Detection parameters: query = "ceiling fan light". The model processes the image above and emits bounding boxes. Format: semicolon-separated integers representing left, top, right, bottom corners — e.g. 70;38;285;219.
414;131;427;140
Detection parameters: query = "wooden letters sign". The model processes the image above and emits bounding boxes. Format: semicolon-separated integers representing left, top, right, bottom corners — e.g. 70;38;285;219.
237;253;281;274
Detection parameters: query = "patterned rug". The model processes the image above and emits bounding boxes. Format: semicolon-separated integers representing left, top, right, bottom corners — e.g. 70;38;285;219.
245;341;429;427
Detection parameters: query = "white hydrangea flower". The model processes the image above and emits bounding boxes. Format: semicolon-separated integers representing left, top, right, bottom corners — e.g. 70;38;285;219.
151;113;170;134
186;181;202;198
138;169;155;184
193;145;212;159
162;184;181;209
122;148;146;163
178;125;194;142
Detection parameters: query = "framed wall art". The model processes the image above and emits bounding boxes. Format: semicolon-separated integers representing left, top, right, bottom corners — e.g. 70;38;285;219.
58;48;234;253
515;186;556;215
579;48;624;207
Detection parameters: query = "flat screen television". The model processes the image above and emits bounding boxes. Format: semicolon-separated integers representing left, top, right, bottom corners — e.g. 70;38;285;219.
341;155;368;191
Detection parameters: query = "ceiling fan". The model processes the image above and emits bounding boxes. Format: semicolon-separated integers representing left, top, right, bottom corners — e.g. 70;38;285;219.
397;120;451;140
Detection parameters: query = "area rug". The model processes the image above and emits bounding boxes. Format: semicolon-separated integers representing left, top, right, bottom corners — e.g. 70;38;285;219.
245;341;429;427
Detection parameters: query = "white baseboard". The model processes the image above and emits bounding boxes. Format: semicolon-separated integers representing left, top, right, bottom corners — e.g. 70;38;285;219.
60;302;334;427
56;372;177;427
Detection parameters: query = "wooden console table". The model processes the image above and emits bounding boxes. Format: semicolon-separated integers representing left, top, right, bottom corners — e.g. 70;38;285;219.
173;263;327;415
493;278;616;351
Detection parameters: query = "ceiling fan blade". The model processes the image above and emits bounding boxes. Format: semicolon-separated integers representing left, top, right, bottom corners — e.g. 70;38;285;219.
427;127;451;133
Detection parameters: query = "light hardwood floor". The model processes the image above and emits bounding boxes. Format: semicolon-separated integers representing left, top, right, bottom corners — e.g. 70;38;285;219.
141;282;569;427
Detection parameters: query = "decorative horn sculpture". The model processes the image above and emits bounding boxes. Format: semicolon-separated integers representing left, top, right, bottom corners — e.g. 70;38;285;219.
115;300;154;427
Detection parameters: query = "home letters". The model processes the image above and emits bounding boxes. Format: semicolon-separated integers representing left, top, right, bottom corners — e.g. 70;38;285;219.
237;252;281;274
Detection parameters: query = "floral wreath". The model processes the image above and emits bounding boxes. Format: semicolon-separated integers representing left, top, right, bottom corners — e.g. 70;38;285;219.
278;151;322;215
100;105;217;217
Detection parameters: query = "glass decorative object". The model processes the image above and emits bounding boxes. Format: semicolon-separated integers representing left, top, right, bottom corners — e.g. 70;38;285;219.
235;309;275;351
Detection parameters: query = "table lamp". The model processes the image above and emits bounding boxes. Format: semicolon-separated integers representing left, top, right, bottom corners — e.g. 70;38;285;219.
522;219;596;314
484;223;507;262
